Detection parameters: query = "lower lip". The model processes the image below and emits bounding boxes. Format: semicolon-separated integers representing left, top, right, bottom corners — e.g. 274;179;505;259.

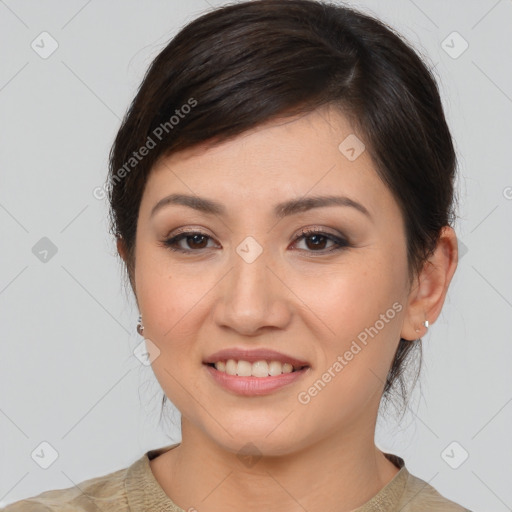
204;364;309;396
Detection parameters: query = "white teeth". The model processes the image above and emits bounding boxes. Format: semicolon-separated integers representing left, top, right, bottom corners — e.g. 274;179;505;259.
236;360;252;377
213;359;298;377
282;362;293;373
252;360;269;377
225;359;237;375
268;360;283;376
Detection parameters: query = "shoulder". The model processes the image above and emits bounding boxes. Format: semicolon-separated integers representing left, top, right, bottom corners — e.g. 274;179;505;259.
398;471;473;511
1;463;131;512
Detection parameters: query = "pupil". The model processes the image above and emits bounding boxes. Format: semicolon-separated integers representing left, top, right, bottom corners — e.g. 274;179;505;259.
307;234;326;250
190;235;207;248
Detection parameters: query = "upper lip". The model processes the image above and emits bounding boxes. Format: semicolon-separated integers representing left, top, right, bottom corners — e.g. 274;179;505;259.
203;348;310;369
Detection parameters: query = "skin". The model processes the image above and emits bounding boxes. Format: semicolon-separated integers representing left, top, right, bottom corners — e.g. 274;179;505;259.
118;105;458;512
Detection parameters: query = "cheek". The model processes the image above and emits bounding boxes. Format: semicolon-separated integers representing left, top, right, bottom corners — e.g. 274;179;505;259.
295;276;404;423
298;255;404;339
298;254;406;387
136;274;208;353
135;243;198;368
134;240;208;337
135;262;210;408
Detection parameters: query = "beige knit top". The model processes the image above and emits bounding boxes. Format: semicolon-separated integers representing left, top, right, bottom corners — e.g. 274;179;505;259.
2;444;471;511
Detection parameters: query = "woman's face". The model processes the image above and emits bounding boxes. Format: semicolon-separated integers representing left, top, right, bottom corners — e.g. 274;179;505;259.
133;106;415;456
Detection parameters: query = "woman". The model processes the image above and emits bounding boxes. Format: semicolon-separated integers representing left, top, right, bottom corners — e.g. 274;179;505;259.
4;0;472;510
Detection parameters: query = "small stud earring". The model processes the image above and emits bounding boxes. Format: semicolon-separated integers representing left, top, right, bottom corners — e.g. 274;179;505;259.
415;319;429;333
136;314;144;336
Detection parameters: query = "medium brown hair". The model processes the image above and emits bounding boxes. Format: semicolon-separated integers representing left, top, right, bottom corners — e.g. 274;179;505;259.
107;0;458;411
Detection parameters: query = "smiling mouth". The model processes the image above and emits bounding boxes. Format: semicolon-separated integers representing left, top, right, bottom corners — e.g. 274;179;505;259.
205;360;309;377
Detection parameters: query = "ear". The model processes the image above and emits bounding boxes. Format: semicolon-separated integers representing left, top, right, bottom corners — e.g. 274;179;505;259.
117;236;127;262
400;226;459;341
116;236;138;297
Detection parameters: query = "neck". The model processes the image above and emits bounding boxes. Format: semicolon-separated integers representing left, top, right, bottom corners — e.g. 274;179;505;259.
150;418;400;512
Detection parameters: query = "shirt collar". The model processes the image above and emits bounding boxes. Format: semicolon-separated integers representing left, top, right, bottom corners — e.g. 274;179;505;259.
126;444;409;512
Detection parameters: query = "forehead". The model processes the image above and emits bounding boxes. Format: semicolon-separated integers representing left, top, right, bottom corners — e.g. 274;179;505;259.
141;106;396;222
154;107;361;173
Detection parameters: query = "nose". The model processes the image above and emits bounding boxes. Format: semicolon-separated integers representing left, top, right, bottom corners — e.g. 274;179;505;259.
212;247;292;336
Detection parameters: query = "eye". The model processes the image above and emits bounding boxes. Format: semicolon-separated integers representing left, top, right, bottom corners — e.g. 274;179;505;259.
161;231;218;253
160;228;350;254
291;228;350;253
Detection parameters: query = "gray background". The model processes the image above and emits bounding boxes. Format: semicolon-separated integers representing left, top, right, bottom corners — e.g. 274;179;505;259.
1;0;511;510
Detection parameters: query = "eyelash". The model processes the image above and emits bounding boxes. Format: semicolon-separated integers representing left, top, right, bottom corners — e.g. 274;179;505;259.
160;228;350;255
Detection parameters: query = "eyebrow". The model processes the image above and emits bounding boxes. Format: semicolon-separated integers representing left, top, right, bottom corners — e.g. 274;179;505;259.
150;193;372;220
